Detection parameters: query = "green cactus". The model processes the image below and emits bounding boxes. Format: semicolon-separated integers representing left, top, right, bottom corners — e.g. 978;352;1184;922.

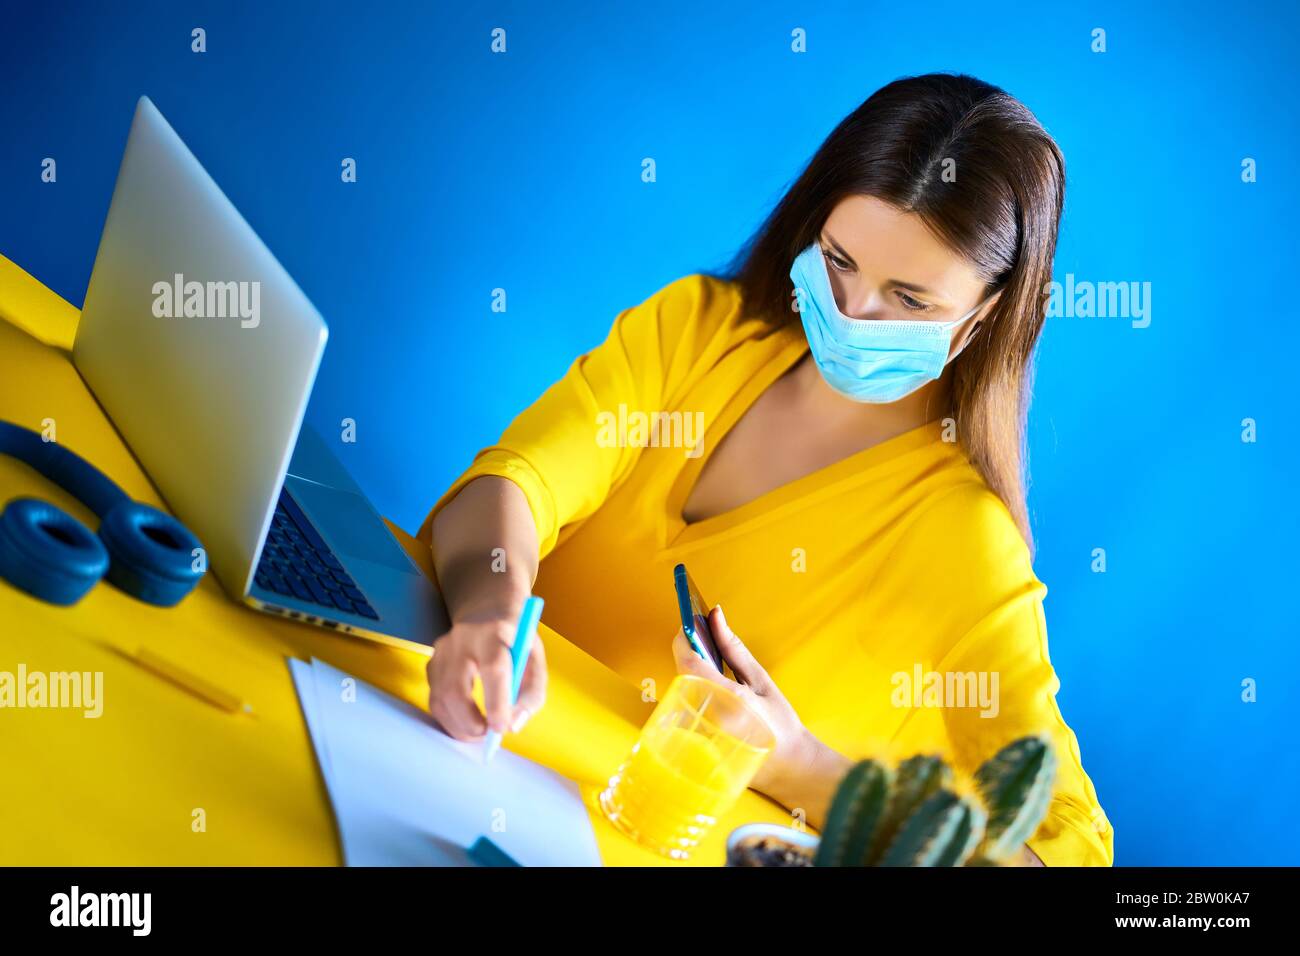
866;754;950;864
878;789;986;867
932;796;988;866
813;758;893;867
808;736;1058;867
973;735;1057;862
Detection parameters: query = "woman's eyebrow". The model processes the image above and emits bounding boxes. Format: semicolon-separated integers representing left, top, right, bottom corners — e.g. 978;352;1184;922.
822;231;859;269
822;229;943;298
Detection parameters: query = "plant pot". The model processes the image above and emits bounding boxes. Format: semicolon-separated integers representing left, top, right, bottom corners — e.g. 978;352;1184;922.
725;823;819;867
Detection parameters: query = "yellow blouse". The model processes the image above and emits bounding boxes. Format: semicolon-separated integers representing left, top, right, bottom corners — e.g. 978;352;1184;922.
418;273;1113;867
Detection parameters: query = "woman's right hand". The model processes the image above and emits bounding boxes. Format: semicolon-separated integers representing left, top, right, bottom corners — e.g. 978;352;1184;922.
426;603;549;743
426;475;547;743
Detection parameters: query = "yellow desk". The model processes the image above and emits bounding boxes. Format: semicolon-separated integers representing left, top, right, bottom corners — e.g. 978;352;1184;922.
0;254;795;865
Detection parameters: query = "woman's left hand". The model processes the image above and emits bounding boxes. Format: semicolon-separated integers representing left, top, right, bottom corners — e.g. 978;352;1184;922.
671;605;810;796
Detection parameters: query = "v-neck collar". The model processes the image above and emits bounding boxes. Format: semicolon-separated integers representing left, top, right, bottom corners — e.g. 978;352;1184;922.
661;325;944;551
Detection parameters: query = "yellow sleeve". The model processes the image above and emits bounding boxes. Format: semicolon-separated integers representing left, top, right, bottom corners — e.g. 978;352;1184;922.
417;273;738;559
876;481;1114;867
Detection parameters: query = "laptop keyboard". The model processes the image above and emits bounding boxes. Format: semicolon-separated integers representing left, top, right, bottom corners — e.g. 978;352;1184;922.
254;490;380;620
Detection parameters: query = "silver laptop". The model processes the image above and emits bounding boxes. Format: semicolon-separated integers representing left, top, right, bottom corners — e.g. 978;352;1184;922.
73;96;448;653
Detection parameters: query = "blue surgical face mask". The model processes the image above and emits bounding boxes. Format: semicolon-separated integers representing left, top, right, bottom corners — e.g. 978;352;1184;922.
789;242;993;404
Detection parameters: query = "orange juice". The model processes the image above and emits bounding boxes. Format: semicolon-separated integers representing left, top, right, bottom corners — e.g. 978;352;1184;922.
599;721;762;858
599;675;775;858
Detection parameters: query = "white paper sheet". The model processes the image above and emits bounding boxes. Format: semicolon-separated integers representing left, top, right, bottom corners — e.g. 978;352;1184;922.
288;656;601;866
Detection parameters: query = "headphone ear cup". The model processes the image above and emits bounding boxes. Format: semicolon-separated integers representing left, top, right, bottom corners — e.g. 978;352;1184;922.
0;498;110;606
99;502;206;607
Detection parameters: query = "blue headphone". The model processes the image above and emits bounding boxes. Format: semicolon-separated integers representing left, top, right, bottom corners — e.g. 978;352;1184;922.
0;421;206;607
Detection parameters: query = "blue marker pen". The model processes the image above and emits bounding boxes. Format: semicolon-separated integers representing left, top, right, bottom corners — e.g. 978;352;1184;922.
482;595;543;764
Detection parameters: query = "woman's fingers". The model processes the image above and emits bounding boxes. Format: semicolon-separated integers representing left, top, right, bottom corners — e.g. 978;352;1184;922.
512;635;548;732
708;605;773;692
427;650;489;740
671;627;699;670
478;640;517;735
672;628;727;684
427;614;551;741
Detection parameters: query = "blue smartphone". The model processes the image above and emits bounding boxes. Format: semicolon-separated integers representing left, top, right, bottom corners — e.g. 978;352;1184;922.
673;563;738;682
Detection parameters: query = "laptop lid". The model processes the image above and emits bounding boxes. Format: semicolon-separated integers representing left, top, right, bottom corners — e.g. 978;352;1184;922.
74;96;326;599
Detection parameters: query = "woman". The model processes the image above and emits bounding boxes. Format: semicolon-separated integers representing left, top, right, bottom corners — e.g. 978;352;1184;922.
418;73;1112;866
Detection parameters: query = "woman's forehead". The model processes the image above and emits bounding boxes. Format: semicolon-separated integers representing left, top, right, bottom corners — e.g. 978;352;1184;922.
823;196;984;298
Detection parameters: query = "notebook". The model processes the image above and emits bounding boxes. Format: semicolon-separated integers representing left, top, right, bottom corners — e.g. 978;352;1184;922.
289;655;601;866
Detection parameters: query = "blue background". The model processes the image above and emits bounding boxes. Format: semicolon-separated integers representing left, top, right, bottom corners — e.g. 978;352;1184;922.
3;0;1296;865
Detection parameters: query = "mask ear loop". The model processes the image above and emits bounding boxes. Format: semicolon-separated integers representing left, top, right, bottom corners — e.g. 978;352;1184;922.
947;287;1003;363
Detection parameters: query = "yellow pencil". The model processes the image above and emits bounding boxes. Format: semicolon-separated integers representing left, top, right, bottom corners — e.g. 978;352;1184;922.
132;647;254;716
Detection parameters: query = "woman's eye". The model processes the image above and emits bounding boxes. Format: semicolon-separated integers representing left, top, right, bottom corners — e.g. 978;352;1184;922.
821;250;852;273
896;292;934;313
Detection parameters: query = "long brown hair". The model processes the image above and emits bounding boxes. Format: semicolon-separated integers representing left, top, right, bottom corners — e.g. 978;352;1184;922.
715;73;1065;555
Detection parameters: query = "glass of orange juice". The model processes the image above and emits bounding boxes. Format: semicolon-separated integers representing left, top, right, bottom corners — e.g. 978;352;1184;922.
598;674;776;860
